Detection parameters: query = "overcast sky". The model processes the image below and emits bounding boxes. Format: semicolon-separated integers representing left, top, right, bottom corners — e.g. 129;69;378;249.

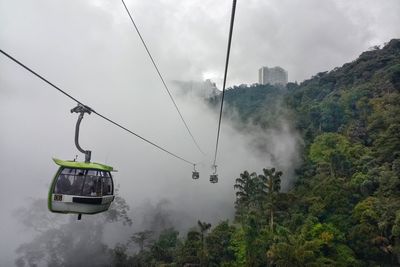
1;0;399;87
1;0;400;265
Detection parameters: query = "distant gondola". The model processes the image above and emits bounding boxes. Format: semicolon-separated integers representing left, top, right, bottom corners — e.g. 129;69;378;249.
210;165;218;183
210;174;218;183
192;164;199;179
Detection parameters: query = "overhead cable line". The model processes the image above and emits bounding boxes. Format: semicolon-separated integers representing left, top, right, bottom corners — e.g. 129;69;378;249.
212;0;237;167
121;0;205;156
0;49;195;166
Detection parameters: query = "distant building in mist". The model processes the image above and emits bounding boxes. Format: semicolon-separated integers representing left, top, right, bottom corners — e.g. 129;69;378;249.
258;66;288;86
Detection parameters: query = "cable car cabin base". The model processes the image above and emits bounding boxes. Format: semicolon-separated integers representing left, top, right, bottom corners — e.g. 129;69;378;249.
210;174;218;183
192;171;199;179
51;195;114;214
48;158;115;216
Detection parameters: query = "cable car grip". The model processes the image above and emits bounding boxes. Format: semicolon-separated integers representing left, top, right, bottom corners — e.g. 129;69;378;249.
71;104;93;163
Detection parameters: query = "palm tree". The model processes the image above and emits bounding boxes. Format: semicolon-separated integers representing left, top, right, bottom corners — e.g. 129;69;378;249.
129;230;154;252
198;220;211;266
198;221;212;244
234;171;259;221
258;168;283;231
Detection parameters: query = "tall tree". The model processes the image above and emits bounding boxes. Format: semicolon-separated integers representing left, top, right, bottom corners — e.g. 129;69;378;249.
234;171;259;221
129;230;154;253
198;220;212;266
259;168;283;231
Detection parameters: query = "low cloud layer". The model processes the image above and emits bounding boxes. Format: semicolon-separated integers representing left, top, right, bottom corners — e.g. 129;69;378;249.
0;75;301;264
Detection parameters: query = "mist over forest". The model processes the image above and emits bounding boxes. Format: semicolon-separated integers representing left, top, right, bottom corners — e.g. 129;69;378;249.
1;0;400;266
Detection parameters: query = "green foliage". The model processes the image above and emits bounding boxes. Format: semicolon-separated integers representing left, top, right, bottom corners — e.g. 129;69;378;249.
205;221;236;266
150;228;180;264
309;133;354;177
353;197;380;224
228;39;400;266
177;230;202;266
229;227;247;266
267;230;321;267
216;83;289;128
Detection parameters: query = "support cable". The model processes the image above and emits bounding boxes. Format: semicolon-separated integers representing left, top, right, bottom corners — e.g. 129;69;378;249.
121;0;205;155
0;49;195;166
212;0;237;167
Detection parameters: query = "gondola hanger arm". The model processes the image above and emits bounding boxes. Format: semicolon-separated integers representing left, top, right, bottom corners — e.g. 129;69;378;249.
71;104;92;163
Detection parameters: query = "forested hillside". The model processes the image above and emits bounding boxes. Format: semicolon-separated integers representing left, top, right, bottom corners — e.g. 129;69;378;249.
218;39;400;266
15;39;400;266
215;39;400;266
287;39;400;265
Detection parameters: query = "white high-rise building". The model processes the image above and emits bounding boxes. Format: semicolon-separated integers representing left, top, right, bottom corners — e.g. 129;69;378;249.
258;66;288;85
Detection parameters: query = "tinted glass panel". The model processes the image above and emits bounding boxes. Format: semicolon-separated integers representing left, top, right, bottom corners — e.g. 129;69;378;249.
55;173;73;194
55;168;84;195
102;176;113;195
54;168;113;196
82;174;102;196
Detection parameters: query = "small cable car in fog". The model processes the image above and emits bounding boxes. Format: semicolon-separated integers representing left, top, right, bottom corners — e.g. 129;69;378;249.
192;164;199;179
48;104;115;220
210;165;218;183
210;174;218;183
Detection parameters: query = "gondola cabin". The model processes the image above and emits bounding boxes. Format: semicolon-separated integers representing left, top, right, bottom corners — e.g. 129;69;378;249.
210;174;218;183
192;171;199;179
48;158;115;215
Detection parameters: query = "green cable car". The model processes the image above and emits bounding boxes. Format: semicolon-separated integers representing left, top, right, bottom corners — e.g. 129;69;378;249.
48;158;114;216
48;104;115;220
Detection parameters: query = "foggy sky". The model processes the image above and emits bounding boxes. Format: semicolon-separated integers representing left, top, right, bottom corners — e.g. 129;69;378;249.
1;0;400;265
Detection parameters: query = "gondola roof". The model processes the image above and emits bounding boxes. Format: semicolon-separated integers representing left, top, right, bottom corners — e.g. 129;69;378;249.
53;158;113;171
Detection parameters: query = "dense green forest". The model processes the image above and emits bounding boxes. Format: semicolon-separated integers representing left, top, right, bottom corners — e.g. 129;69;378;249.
16;39;400;266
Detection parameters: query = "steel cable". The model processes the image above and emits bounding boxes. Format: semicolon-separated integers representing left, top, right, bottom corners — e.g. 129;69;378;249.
213;0;237;167
121;0;205;155
0;49;195;166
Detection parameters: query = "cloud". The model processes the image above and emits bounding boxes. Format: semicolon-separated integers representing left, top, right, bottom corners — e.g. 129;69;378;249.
1;0;399;86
